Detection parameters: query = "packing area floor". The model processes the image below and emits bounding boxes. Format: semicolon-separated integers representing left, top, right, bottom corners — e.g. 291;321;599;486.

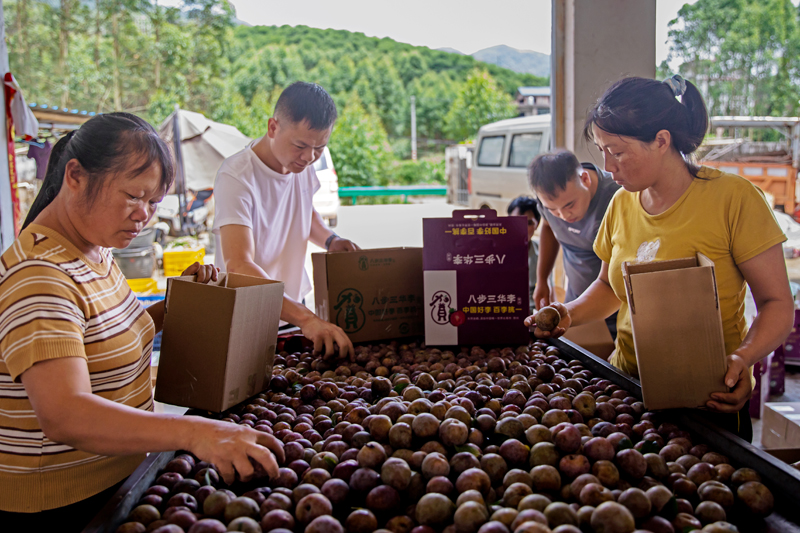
152;202;800;448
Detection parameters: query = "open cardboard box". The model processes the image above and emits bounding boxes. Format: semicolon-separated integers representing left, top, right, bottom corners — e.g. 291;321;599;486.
313;248;424;343
622;253;728;410
762;402;800;449
154;273;284;412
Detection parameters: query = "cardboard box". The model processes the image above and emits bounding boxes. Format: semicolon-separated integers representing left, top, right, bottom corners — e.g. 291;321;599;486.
422;209;529;346
765;447;800;466
622;253;727;410
762;402;800;449
312;248;424;343
155;273;284;412
749;353;772;419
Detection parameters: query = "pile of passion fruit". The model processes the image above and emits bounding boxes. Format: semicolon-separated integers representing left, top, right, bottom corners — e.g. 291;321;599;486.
116;341;775;533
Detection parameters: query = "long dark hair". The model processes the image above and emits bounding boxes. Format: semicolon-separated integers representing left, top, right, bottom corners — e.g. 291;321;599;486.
22;112;174;232
583;76;709;175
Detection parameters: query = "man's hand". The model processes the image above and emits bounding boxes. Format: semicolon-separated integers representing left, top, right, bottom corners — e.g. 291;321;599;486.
328;237;360;253
299;315;354;359
524;301;571;339
533;284;551;311
706;353;753;413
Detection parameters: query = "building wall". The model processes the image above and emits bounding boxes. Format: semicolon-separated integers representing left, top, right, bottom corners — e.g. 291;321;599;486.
0;6;13;252
552;0;656;163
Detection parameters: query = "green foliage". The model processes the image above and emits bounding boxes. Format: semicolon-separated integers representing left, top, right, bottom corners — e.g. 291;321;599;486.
409;71;460;140
388;159;446;186
667;0;800;117
4;4;547;186
327;92;391;188
444;69;518;141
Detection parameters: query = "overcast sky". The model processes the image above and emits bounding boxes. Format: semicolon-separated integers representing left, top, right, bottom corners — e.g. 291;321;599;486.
224;0;698;63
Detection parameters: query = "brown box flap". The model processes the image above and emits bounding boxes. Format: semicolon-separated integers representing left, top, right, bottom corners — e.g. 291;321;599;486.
623;253;727;410
225;278;283;407
312;254;330;322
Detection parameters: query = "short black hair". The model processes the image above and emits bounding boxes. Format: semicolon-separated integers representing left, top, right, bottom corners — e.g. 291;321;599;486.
274;81;338;130
507;196;541;223
528;150;583;198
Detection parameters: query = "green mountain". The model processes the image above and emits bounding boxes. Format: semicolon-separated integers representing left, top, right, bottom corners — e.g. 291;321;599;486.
471;45;550;78
232;25;548;97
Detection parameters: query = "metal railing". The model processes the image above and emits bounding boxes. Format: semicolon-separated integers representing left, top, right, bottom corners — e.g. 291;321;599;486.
338;185;447;205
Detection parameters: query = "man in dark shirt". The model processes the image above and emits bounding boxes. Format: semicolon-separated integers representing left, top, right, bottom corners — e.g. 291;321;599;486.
528;149;620;338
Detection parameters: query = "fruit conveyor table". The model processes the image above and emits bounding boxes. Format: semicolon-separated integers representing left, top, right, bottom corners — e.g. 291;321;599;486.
81;336;800;533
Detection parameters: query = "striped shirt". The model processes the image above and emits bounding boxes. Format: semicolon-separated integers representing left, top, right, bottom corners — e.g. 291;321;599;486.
0;224;154;512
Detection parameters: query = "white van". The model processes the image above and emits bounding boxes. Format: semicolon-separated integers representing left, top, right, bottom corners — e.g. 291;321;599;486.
312;146;340;227
468;114;551;213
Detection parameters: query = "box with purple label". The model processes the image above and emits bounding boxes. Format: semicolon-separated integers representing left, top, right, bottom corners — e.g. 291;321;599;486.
422;209;530;346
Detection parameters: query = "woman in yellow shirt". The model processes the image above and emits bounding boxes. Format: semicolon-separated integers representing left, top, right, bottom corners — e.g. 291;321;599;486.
527;76;794;441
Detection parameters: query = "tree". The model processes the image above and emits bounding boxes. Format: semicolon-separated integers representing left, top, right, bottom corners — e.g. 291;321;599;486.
410;71;459;140
328;92;391;188
444;69;517;141
371;57;407;136
667;0;800;117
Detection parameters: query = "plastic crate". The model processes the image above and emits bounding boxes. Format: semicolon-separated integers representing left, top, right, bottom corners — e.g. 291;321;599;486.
126;278;158;294
163;247;205;277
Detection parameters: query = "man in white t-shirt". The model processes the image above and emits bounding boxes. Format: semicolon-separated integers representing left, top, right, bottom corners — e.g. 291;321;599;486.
213;82;359;357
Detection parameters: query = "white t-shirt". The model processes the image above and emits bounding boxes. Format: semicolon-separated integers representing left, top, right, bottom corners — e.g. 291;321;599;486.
212;139;321;303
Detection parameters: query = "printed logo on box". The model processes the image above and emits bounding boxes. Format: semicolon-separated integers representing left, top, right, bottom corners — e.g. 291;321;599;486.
334;288;365;333
429;290;467;327
358;256;397;272
430;291;452;325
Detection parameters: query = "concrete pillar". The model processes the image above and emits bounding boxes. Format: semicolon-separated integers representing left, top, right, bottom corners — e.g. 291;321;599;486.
0;5;13;252
551;0;656;164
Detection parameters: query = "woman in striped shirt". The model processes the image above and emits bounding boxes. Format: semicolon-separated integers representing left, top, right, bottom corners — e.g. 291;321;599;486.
0;113;283;529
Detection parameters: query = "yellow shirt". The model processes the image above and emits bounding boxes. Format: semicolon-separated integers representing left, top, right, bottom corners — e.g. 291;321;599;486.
0;225;154;512
594;166;786;377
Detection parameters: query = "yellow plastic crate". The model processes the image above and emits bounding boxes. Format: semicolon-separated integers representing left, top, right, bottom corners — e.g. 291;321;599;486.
163;247;205;277
126;278;158;294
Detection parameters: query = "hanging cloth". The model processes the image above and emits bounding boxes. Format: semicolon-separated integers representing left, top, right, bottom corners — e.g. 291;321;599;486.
4;73;39;139
27;140;52;180
3;73;40;235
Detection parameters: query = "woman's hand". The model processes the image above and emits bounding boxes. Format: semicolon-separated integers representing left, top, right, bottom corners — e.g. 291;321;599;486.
533;284;551;311
706;353;753;413
181;262;219;283
185;417;284;485
525;302;572;339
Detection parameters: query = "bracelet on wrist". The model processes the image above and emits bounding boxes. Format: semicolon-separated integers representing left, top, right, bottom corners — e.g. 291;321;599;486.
325;233;339;250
